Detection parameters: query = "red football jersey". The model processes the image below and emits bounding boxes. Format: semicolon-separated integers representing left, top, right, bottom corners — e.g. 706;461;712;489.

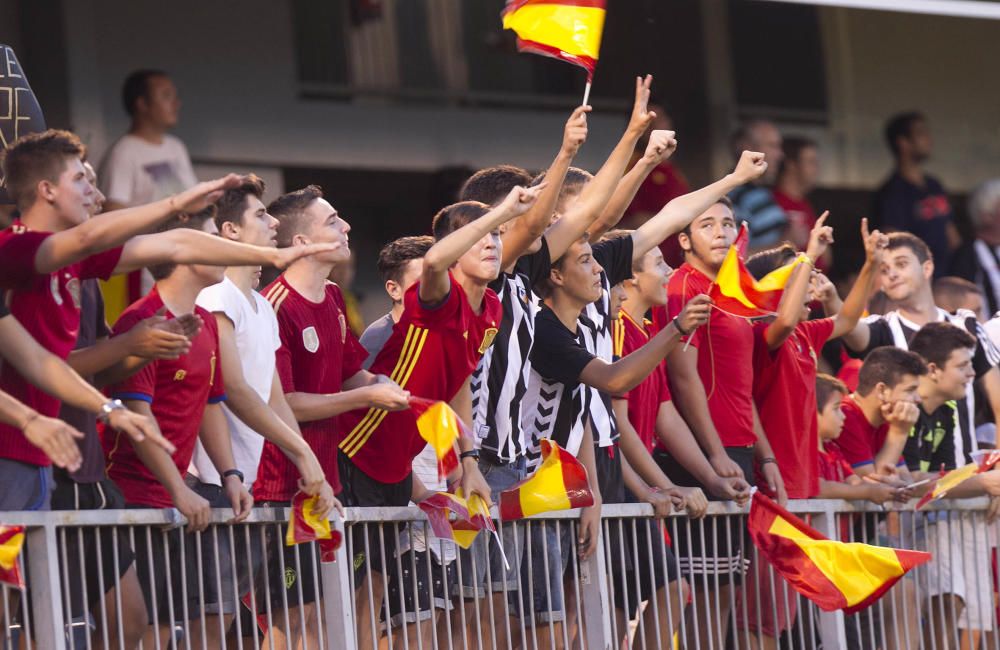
752;318;835;499
253;277;367;500
105;288;225;507
339;276;501;483
0;224;122;467
830;396;888;470
613;311;671;453
656;263;756;447
0;225;50;289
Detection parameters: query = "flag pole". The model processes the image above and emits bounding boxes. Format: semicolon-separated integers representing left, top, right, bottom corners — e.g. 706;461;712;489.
582;81;592;107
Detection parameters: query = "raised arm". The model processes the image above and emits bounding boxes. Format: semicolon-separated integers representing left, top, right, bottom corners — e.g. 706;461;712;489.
629;151;768;261
830;218;886;340
544;75;656;261
579;295;710;395
586;129;678;241
114;230;339;276
34;175;241;274
500;106;589;268
764;213;832;350
420;184;543;304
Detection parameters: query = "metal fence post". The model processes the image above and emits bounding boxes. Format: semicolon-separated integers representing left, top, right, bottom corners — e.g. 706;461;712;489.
26;522;66;650
578;516;613;650
321;513;357;649
810;504;847;650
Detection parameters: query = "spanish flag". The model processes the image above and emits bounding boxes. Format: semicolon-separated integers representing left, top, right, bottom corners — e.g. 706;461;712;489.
499;439;594;519
418;490;495;549
0;525;25;589
709;224;807;317
286;491;340;552
411;397;465;481
748;491;930;613
501;0;606;81
915;449;1000;510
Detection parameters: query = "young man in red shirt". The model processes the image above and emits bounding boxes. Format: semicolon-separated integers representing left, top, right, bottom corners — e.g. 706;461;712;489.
0;130;334;514
254;184;411;648
736;217;882;648
105;211;254;646
657;194;785;647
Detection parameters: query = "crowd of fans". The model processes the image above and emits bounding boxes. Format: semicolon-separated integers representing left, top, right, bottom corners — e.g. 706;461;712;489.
4;67;1000;649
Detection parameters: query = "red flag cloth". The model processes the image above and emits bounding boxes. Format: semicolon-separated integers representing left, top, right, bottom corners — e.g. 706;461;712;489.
418;490;494;549
499;439;593;520
748;491;930;613
286;491;333;546
0;525;24;589
410;396;466;480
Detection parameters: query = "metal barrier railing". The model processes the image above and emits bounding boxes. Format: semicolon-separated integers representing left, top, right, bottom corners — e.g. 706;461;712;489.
2;498;999;649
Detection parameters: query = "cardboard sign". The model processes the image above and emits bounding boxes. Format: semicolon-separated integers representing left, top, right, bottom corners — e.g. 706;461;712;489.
0;45;46;205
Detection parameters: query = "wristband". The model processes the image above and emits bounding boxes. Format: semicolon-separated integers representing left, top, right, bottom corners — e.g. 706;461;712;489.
798;253;815;267
223;469;245;483
19;411;39;431
459;449;480;462
671;317;692;337
759;457;778;467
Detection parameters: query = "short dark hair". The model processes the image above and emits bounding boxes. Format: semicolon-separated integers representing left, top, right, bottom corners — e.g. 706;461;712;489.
214;174;266;232
681;195;734;238
816;373;848;413
377;235;434;284
779;136;817;177
746;243;797;280
533;166;593;215
269;185;324;248
148;208;216;280
909;322;976;368
538;232;591;300
0;129;86;210
886;231;933;264
460;165;532;206
122;69;169;117
431;201;490;241
884;111;925;157
856;346;928;396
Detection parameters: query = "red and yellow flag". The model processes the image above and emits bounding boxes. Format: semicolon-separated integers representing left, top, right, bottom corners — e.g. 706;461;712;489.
411;397;465;481
915;450;1000;509
0;525;25;589
709;224;806;317
748;491;930;613
501;0;606;81
418;490;495;549
286;491;342;556
499;439;594;519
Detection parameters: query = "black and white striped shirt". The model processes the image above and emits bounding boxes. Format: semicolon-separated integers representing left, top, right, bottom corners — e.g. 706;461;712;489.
471;240;551;463
859;308;1000;467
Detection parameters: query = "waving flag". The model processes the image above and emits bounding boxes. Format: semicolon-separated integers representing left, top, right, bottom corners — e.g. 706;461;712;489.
748;491;930;613
501;0;606;82
709;224;807;318
286;491;342;555
411;397;466;480
500;439;594;519
0;525;25;589
419;490;494;549
916;450;1000;510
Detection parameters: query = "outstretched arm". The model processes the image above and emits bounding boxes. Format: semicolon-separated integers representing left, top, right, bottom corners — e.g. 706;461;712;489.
830;218;885;339
420;184;543;304
580;295;710;395
34;175;242;274
629;151;768;261
500;106;589;269
544;75;657;261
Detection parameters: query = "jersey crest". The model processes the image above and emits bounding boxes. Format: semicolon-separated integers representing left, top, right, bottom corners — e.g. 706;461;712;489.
478;327;499;354
302;326;319;353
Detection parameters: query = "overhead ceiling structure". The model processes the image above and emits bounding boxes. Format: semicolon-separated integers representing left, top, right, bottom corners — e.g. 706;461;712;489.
759;0;1000;19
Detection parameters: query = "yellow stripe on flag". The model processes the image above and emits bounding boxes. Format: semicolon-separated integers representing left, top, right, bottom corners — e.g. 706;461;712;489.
0;531;24;571
715;247;756;309
502;4;605;60
519;450;572;516
769;516;903;608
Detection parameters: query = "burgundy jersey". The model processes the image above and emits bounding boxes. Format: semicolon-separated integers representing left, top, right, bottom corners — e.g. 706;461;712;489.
105;288;225;507
253;277;367;500
0;223;122;466
339;276;501;483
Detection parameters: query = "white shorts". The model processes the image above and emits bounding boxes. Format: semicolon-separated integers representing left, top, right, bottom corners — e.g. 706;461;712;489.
923;513;995;631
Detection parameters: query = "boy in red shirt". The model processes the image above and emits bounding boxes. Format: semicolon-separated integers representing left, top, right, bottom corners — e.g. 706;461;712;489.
105;211;253;644
254;185;411;649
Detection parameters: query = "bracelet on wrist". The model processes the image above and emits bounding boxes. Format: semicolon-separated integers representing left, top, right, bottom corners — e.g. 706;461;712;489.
672;317;692;337
19;411;39;431
759;457;778;466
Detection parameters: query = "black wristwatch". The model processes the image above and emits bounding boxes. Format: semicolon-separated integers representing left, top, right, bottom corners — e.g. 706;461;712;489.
222;469;245;483
459;449;480;462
